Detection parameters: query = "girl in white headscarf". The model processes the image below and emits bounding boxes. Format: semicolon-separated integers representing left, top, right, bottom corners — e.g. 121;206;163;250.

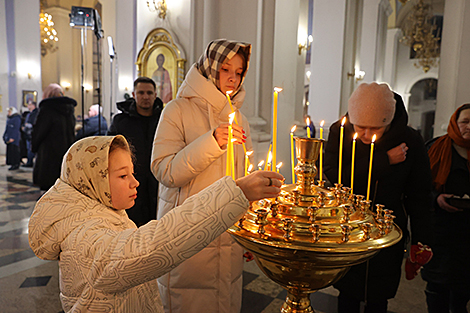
29;135;282;313
152;39;254;313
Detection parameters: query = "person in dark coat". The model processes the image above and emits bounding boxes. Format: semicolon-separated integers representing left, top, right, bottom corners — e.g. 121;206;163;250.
421;103;470;313
107;77;163;226
3;107;22;170
324;82;433;313
22;101;38;167
32;83;76;191
75;104;108;140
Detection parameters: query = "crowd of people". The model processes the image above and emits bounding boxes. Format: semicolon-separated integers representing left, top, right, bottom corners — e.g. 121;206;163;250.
0;38;467;313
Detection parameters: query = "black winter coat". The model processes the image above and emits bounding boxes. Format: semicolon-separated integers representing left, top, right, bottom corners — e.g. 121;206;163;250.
108;97;163;226
32;97;76;190
324;93;433;301
421;139;470;290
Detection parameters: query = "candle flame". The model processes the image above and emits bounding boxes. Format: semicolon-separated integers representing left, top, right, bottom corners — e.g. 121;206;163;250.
246;150;254;156
353;133;358;140
276;162;283;169
231;138;237;143
274;87;283;92
229;112;235;124
258;160;265;167
372;134;377;143
248;164;254;172
320;120;325;127
306;117;310;125
267;151;273;164
291;125;297;133
341;117;347;126
226;90;233;95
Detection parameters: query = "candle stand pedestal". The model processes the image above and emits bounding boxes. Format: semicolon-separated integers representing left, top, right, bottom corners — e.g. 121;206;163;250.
227;137;402;313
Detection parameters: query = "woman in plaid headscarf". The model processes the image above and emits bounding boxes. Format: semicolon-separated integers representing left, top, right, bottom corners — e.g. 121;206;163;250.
152;39;254;313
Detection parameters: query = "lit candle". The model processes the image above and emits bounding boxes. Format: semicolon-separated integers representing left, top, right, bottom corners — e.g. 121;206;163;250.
350;133;358;194
226;113;236;178
231;138;236;179
272;87;282;174
264;143;272;171
258;160;265;171
306;117;311;138
226;90;247;154
366;134;377;201
248;164;254;174
245;151;253;176
338;117;346;185
276;162;283;173
266;150;273;172
290;125;297;184
319;120;324;182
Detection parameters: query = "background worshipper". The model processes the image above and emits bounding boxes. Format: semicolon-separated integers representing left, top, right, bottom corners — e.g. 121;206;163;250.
32;83;76;191
151;39;252;313
22;100;39;167
108;77;163;226
324;82;434;313
421;103;470;313
3;107;22;170
75;104;107;140
28;135;283;313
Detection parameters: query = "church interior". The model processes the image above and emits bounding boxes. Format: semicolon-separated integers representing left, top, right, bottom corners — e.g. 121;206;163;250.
1;0;470;312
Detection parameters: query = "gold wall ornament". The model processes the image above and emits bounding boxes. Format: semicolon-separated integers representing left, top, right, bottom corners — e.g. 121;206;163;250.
136;28;186;104
147;0;167;20
227;137;402;313
400;0;440;73
39;10;59;57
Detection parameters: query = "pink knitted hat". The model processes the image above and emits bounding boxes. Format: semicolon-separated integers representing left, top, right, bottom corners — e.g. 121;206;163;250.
348;82;396;127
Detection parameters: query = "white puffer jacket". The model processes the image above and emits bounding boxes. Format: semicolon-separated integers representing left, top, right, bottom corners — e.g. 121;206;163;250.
151;65;253;313
29;177;248;313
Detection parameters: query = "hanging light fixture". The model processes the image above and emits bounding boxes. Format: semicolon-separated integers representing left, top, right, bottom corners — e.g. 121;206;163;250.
400;0;440;73
39;10;59;57
147;0;167;20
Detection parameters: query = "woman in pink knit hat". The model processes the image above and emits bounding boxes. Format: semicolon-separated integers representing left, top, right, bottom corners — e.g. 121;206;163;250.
324;82;434;313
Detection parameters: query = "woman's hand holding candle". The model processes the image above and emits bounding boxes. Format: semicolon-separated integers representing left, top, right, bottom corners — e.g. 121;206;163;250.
213;123;246;149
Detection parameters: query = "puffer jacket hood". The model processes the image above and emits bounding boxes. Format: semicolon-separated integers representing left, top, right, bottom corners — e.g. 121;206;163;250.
116;97;163;117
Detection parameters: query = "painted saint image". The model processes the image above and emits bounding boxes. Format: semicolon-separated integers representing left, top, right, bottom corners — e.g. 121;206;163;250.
151;53;173;103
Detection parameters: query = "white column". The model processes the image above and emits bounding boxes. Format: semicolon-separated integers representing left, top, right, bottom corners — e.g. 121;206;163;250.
383;28;401;88
272;0;301;183
14;0;42;103
0;0;8;155
308;0;347;126
116;0;136;100
435;0;470;136
360;0;392;83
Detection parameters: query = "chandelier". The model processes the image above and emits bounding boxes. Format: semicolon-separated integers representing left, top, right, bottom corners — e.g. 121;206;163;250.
147;0;167;20
400;0;440;73
39;10;59;57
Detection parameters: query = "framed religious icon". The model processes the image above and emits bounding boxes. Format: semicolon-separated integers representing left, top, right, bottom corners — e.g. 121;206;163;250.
136;28;186;104
22;90;38;107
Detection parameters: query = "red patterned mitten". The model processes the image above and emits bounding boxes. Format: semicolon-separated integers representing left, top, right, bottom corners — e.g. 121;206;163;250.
405;242;433;280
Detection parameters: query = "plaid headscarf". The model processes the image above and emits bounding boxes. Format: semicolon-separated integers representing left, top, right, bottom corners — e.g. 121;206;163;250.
196;39;251;96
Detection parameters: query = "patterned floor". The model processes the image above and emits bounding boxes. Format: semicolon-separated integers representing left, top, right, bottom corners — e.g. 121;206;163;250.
0;156;435;313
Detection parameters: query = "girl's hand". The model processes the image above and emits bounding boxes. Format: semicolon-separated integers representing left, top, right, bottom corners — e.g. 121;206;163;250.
236;170;284;201
213;123;246;149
